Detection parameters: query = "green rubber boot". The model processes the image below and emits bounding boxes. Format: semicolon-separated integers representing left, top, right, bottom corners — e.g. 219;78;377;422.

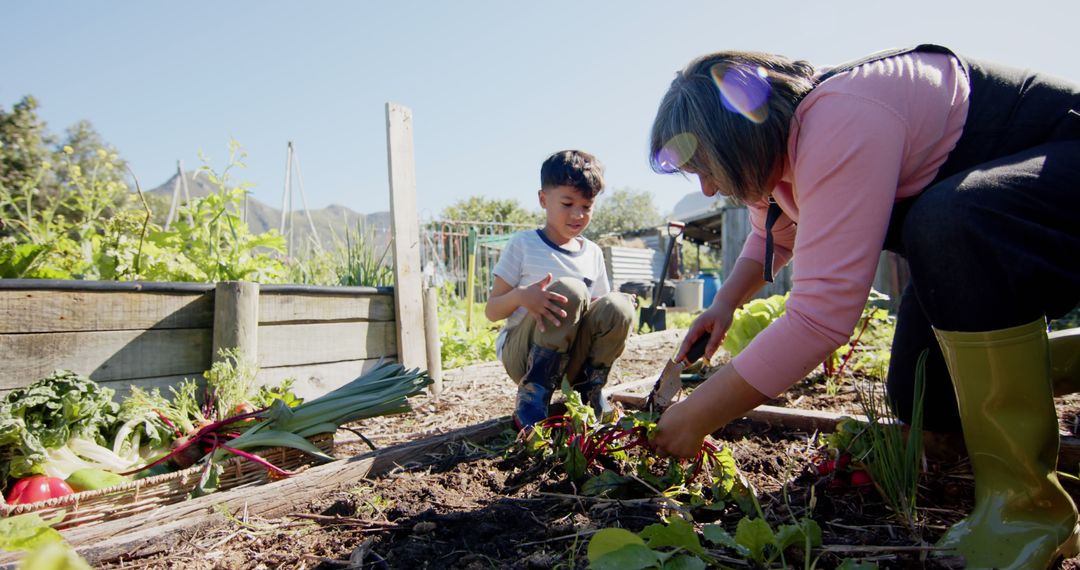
1051;327;1080;397
934;318;1080;569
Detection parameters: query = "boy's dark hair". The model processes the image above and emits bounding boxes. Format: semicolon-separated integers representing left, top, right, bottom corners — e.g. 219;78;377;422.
540;150;605;199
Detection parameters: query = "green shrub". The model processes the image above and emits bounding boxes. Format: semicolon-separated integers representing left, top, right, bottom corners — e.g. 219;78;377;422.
437;285;498;368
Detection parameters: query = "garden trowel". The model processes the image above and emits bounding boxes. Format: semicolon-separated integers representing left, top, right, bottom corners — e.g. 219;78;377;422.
645;334;709;412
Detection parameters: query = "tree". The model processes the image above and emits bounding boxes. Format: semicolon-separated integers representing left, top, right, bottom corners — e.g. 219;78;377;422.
439;196;541;226
1;99;131;240
585;187;662;239
0;96;57;213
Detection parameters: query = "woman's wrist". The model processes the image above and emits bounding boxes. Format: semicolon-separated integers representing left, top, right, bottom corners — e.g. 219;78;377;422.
710;292;740;314
683;363;768;435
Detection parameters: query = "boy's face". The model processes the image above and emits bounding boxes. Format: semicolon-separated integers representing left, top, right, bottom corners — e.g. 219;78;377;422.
538;185;594;243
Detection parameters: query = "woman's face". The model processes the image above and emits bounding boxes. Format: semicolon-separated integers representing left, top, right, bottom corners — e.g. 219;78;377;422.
696;174;726;197
691;164;782;201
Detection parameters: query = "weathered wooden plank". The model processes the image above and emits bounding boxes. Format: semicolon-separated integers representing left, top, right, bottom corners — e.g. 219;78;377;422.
387;102;428;371
0;279;214;293
35;418;511;567
0;329;212;390
255;359;388;400
0;289;213;334
257;321;396;368
258;292;395;324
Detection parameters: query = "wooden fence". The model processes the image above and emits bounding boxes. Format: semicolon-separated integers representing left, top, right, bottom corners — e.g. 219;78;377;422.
0;280;397;400
422;219;533;304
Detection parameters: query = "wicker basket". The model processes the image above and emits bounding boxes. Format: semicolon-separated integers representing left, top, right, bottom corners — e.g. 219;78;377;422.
0;432;334;529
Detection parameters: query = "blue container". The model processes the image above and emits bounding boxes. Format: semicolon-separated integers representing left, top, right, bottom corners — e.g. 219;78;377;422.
697;272;720;307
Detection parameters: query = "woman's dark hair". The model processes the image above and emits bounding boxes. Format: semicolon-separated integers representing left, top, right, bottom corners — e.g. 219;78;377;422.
649;51;816;203
540;150;605;199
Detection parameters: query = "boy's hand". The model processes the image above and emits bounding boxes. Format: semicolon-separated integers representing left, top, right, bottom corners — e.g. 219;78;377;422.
521;273;568;333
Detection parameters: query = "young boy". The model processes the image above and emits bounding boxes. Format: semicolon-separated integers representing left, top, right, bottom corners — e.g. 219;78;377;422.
485;150;635;430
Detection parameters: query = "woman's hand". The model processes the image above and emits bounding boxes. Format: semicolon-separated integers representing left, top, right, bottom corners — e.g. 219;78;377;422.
650;399;710;459
675;300;736;363
520;273;568;332
650;363;769;459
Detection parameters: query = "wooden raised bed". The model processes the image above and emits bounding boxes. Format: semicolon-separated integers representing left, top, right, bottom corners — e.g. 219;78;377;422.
0;280;397;400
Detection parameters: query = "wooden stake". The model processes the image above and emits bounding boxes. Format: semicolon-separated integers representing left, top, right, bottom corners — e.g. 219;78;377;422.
423;286;443;399
386;103;426;371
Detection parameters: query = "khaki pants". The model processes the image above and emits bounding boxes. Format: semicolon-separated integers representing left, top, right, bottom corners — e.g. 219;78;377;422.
501;277;635;384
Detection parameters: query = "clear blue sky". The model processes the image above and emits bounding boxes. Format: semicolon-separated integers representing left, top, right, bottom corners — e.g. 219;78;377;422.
4;1;1078;221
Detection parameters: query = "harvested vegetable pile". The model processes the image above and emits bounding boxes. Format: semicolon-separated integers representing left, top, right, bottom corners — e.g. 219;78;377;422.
1;356;430;513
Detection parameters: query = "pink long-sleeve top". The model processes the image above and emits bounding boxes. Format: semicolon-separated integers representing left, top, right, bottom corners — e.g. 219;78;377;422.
732;51;971;397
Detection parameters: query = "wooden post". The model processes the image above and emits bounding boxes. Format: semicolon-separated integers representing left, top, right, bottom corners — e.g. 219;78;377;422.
386;102;427;371
212;281;259;364
423;286;443;400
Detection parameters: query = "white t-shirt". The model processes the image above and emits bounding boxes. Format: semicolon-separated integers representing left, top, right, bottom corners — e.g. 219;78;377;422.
492;229;611;358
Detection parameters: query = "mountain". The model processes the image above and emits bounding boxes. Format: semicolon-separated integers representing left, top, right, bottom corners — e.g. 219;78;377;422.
146;171;388;254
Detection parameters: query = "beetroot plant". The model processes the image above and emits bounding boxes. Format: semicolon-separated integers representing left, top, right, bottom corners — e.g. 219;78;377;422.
522;387;747;511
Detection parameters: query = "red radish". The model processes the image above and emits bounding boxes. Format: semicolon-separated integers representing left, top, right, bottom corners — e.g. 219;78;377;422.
837;453;852;470
6;475;74;505
850;470;873;487
814;459;836;476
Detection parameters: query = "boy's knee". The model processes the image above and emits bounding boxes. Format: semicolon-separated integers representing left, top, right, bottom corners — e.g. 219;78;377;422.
547;277;588;310
594;293;636;328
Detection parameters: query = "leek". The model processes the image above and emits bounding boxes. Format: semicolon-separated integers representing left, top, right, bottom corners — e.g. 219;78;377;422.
215;361;431;461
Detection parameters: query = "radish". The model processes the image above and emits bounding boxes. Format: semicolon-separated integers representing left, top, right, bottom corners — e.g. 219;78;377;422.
850;470;873;487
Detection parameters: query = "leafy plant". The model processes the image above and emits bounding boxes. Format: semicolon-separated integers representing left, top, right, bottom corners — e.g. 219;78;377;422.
816;356;925;540
437;283;498;368
587;514;824;569
144;142;287;283
524;389;745;512
0;136;131;279
0;371;121;482
852;354;926;539
0;513;95;568
722;293;788;356
822;289;896;390
338;221;393;287
703;515;823;567
666;310;700;331
0;513;64;553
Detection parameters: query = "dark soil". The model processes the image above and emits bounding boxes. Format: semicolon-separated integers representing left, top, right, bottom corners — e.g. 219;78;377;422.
94;329;1080;570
